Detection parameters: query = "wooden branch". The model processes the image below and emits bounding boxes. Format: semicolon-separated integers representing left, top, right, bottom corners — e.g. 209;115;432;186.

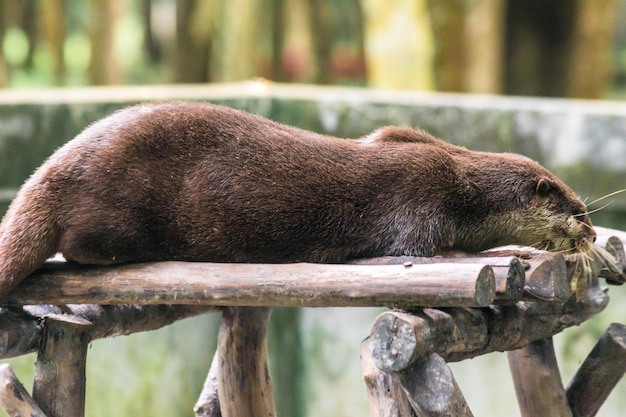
361;337;412;417
508;338;572;417
351;255;524;303
217;307;275;417
4;261;496;308
398;353;473;417
32;315;91;417
566;323;626;417
369;283;609;372
194;353;222;417
0;363;48;417
0;304;217;360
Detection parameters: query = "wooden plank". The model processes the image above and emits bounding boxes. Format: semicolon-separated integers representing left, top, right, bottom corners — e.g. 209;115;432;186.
566;323;626;417
3;261;496;308
351;256;525;303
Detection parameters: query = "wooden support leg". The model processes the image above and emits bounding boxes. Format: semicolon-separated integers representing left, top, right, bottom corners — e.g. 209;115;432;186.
508;337;572;417
566;323;626;417
398;353;473;417
217;307;275;417
32;314;91;417
0;363;48;417
194;353;222;417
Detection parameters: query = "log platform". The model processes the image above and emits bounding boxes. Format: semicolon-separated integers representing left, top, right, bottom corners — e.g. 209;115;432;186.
0;228;625;417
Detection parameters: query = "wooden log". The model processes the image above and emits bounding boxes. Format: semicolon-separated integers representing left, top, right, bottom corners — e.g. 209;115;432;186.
508;338;572;417
369;282;609;370
524;253;569;301
566;323;626;417
4;261;496;308
370;308;488;372
217;307;275;417
0;363;48;417
595;227;626;284
596;237;626;284
595;226;626;246
194;353;222;417
0;304;217;359
566;242;625;299
0;307;43;359
361;337;411;417
32;314;91;417
351;255;525;303
398;353;473;417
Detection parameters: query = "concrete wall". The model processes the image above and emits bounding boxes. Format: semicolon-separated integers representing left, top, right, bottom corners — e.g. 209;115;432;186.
2;82;625;225
1;83;625;417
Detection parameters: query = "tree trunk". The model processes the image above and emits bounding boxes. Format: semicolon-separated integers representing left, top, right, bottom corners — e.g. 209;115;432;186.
175;0;213;83
504;0;575;97
39;0;67;85
362;0;434;90
88;0;122;85
307;0;333;84
567;0;618;98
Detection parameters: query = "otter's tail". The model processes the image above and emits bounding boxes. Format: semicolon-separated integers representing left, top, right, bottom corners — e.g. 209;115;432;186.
0;184;60;296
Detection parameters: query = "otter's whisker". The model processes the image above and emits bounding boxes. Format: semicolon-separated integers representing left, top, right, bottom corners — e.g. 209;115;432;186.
575;201;614;217
585;189;626;207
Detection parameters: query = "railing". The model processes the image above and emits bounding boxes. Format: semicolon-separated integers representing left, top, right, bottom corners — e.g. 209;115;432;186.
0;226;624;417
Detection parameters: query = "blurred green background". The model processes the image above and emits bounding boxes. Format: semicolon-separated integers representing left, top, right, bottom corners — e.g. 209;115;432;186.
1;1;626;416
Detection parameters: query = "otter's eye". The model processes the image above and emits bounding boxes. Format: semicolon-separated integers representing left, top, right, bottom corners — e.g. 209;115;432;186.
536;178;552;197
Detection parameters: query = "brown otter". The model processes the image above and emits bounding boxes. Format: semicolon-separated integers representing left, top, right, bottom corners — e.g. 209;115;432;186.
0;101;596;295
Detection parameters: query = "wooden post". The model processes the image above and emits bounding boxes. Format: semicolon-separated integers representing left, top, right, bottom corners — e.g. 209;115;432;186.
32;315;91;417
217;307;275;417
398;353;473;417
508;338;572;417
0;363;48;417
566;323;626;417
194;353;222;417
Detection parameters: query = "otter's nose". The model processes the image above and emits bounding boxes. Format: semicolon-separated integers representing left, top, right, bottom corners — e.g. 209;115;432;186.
587;226;597;243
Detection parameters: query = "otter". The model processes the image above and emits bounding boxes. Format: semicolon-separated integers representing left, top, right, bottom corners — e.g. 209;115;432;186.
0;101;596;295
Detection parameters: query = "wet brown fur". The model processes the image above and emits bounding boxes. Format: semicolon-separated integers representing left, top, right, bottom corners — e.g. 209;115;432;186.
0;102;596;294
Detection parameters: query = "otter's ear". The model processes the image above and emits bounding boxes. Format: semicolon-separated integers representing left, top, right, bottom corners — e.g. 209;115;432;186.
536;178;552;197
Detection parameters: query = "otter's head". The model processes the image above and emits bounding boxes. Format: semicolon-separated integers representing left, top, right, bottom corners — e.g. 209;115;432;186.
468;154;596;254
